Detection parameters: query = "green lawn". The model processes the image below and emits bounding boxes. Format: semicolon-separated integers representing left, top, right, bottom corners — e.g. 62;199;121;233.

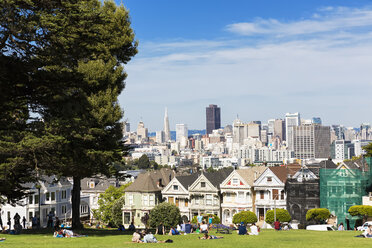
0;229;371;248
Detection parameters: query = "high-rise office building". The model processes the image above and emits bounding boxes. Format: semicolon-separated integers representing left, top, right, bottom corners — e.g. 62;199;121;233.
285;112;300;150
156;131;165;144
206;104;221;135
273;119;285;141
137;121;148;141
176;124;188;142
164;107;171;142
233;118;245;145
293;124;330;159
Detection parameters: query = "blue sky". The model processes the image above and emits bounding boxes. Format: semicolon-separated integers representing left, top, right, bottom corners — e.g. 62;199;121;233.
116;0;372;131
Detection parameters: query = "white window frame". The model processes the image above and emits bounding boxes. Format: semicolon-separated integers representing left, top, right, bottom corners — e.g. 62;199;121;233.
206;194;212;205
129;195;134;205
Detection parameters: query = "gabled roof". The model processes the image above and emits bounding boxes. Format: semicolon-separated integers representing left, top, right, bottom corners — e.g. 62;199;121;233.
306;159;338;176
270;166;290;183
204;168;234;189
236;166;266;185
176;173;200;189
124;168;175;193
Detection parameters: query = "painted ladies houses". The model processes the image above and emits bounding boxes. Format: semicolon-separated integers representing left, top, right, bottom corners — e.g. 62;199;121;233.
122;168;175;228
220;167;266;224
188;168;233;218
161;173;200;221
253;166;299;221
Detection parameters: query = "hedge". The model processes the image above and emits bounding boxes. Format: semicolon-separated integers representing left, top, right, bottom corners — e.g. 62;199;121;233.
265;209;291;223
232;211;258;224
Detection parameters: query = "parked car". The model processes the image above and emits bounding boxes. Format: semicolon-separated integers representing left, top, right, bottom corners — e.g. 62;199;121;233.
306;224;336;231
357;221;372;231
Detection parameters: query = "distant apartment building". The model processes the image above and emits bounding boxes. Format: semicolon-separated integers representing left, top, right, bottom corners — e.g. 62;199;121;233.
293;124;331;159
285;113;300;150
156;131;165;144
331;140;355;160
206;104;221;135
137;121;148;141
273;119;285;141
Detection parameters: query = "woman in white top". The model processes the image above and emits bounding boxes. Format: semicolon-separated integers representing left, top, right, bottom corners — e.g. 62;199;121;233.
200;221;209;233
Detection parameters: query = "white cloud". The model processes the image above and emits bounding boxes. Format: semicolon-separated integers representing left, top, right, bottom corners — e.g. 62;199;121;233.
226;6;372;37
120;6;372;131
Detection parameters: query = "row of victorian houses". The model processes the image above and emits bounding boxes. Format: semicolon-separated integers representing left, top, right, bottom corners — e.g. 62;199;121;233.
123;158;372;229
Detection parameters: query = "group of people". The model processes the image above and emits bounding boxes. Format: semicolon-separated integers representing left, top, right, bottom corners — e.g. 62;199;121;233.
237;222;259;235
132;230;172;243
0;211;28;234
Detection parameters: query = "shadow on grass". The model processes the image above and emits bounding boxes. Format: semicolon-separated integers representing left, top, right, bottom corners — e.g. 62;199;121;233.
21;228;134;236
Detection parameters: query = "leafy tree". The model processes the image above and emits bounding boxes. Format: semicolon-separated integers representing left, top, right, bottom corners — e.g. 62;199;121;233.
265;209;291;223
306;208;331;223
232;211;258;224
111;196;126;227
149;202;181;229
206;167;216;173
138;154;150;169
1;0;137;229
94;183;131;226
348;205;372;223
363;143;372;157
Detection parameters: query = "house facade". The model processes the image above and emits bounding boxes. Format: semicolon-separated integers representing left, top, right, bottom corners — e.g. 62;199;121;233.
122;168;174;228
188;168;233;218
253;167;293;221
0;176;73;228
161;173;199;221
220;167;266;224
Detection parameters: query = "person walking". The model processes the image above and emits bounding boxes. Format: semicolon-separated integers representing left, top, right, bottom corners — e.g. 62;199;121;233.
22;216;27;229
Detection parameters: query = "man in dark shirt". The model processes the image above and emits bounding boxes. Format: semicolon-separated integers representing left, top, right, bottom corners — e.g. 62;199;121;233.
238;222;247;235
185;221;192;234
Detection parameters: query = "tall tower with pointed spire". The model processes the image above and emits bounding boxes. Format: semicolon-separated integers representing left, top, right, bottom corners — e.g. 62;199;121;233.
164;107;171;142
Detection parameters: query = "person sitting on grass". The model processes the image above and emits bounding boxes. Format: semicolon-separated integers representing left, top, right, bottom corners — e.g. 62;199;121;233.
132;230;143;243
143;230;167;243
238;222;247;235
200;221;209;233
128;222;135;232
199;233;224;240
168;226;180;235
363;225;372;238
249;223;259;235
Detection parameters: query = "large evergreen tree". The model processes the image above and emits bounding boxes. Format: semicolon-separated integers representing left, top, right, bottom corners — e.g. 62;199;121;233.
0;0;137;228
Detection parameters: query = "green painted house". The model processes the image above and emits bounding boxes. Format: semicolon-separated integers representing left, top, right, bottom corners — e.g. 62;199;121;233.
122;168;175;228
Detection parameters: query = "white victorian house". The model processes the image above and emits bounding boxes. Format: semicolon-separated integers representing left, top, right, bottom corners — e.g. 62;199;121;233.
188;168;233;218
253;167;292;221
161;173;199;221
220;167;266;224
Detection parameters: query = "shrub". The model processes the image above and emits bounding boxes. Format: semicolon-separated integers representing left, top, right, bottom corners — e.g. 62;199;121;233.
232;211;258;224
265;209;291;224
149;202;181;229
191;214;221;224
306;208;330;223
348;205;372;222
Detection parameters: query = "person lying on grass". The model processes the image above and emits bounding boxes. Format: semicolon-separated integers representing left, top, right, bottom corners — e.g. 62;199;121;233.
198;233;224;240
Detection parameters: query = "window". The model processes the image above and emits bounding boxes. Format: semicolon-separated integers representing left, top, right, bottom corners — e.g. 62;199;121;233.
267;177;272;182
260;191;264;200
149;195;155;206
124;212;131;224
206;194;212;205
173;185;179;191
185;199;188;207
232;178;239;185
143;195;149;206
280;190;284;200
194;196;199;205
226;192;231;202
29;195;33;204
201;182;206;188
272;189;279;200
168;197;174;204
46;192;50;201
35;195;39;204
29;212;33;221
176;198;179;207
51;192;55;201
61;205;67;214
238;192;244;200
61;190;67;199
129;195;133;205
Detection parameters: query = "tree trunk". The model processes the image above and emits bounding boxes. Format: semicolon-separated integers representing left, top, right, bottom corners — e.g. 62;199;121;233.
72;176;83;229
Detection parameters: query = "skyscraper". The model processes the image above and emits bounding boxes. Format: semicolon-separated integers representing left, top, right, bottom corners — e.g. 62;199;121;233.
285;112;300;150
206;104;221;135
293;124;331;159
164;107;171;142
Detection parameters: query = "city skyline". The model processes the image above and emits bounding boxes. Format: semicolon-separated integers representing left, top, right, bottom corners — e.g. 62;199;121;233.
117;0;372;130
